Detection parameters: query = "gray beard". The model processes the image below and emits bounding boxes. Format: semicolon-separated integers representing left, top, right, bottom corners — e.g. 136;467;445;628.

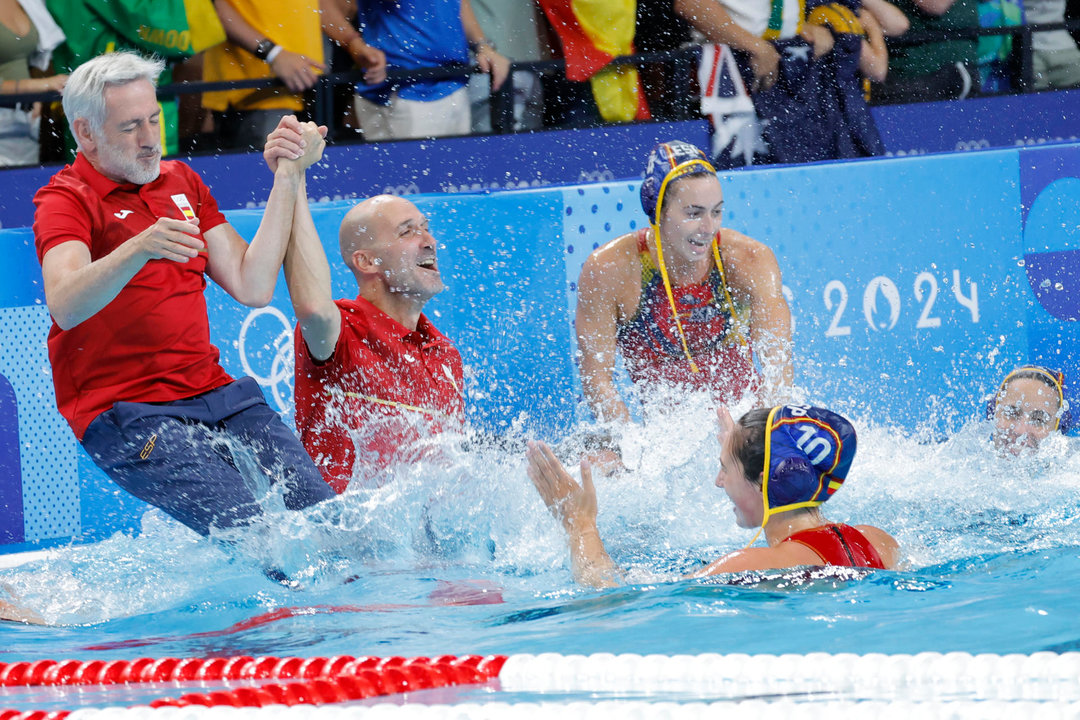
99;142;162;185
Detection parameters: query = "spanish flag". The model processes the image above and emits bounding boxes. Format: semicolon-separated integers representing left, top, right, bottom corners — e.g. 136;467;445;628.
539;0;651;122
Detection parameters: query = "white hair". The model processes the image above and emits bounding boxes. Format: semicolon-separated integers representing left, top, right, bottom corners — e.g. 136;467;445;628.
62;51;165;147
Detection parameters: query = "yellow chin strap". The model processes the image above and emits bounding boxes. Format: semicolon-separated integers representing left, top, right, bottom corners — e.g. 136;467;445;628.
651;157;739;374
743;406;836;549
997;367;1066;431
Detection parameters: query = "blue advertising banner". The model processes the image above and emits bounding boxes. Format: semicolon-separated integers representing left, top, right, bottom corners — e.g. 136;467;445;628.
0;142;1074;549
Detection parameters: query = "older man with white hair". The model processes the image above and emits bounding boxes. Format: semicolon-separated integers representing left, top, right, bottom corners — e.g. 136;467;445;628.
32;51;334;539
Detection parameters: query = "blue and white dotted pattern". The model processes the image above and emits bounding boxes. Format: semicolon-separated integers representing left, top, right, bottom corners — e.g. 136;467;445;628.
0;306;80;541
560;181;644;419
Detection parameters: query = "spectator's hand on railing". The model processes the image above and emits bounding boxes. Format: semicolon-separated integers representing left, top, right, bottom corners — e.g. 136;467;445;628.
347;38;387;85
476;44;511;91
801;23;835;58
749;41;780;93
269;50;326;92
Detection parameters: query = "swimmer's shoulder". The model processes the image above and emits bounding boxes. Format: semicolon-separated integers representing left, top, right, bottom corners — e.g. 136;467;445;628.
691;542;821;576
854;524;901;570
578;232;641;291
721;228;778;266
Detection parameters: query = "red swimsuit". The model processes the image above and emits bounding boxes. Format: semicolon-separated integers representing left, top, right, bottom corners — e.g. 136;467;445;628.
615;230;760;403
782;524;887;569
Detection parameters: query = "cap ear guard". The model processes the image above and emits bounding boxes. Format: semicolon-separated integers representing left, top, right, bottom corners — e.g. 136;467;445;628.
760;405;857;527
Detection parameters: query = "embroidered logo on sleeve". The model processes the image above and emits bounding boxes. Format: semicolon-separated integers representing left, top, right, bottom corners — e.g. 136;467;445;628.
171;193;196;221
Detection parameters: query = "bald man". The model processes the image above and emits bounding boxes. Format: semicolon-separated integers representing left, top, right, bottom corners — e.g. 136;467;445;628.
285;194;465;492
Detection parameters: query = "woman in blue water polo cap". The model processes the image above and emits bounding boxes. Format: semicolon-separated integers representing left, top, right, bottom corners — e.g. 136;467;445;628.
988;365;1073;456
527;404;899;588
574;141;793;425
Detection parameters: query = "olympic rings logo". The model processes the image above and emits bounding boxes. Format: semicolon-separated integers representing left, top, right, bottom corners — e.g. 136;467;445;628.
238;306;295;414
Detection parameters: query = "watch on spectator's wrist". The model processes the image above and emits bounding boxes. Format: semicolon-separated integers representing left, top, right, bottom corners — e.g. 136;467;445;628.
253;37;277;61
468;38;496;54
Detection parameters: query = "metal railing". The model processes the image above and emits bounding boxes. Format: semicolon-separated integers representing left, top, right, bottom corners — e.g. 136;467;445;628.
1;19;1077;143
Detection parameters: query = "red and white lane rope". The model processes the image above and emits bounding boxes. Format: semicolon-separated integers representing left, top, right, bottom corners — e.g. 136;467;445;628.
0;652;1078;719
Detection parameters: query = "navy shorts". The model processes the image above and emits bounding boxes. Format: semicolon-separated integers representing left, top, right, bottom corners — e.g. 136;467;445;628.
81;377;335;537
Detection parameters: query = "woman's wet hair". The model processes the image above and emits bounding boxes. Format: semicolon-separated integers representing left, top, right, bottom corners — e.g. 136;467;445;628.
1001;369;1063;409
732;408;770;486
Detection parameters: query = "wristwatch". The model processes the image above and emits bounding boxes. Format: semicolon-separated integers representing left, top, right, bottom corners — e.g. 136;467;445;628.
468;38;496;54
253;38;277;60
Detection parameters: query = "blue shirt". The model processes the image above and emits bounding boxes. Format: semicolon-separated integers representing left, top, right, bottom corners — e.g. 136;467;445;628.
355;0;469;103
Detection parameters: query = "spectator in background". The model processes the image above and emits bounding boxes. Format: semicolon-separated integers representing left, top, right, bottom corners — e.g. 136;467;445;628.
1026;0;1080;88
0;0;65;166
46;0;224;158
871;0;979;102
635;0;695;119
467;0;545;132
321;0;510;142
803;0;897;159
203;0;326;151
674;0;839;165
539;0;651;126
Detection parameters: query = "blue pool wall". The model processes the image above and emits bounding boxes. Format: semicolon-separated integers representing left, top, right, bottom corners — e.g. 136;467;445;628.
0;143;1077;551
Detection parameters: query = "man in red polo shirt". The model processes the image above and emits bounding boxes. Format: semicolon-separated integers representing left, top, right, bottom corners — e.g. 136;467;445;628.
33;51;335;539
285;194;465;493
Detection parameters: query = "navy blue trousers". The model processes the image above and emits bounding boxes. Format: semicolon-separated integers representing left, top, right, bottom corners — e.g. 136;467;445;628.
81;377;335;537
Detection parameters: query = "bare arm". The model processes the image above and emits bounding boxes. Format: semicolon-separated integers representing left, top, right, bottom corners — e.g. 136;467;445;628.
213;0;325;91
461;0;510;90
1;74;66;94
908;0;955;17
800;22;835;58
283;169;341;362
730;237;792;402
320;0;387;84
575;254;632;423
862;0;911;35
674;0;780;92
206;118;326;308
858;9;889;83
526;442;622;589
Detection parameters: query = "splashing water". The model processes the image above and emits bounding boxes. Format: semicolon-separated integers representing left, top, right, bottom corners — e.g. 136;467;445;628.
2;392;1079;660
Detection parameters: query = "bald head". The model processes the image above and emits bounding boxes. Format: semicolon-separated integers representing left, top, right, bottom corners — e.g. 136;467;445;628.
339;194;400;269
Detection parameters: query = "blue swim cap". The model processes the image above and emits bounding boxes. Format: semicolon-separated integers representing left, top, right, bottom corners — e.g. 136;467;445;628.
762;405;857;522
640;141;716;224
985;365;1073;433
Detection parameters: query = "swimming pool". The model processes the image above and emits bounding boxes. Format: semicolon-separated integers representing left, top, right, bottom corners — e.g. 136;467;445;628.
1;407;1078;715
1;143;1078;715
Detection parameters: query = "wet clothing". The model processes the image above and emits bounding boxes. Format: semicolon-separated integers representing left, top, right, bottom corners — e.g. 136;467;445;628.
34;154;232;440
33;155;332;537
782;523;886;568
294;297;465;493
81;378;334;536
615;229;759;402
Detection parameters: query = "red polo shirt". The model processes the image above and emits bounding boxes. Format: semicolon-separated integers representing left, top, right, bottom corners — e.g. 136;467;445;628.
34;154;233;440
294;297;465;493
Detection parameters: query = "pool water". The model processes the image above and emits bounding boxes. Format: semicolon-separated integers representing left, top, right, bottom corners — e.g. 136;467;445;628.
1;393;1079;669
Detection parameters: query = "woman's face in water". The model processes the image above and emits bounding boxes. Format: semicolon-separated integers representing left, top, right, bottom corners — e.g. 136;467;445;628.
992;377;1061;455
658;174;724;264
715;412;764;528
